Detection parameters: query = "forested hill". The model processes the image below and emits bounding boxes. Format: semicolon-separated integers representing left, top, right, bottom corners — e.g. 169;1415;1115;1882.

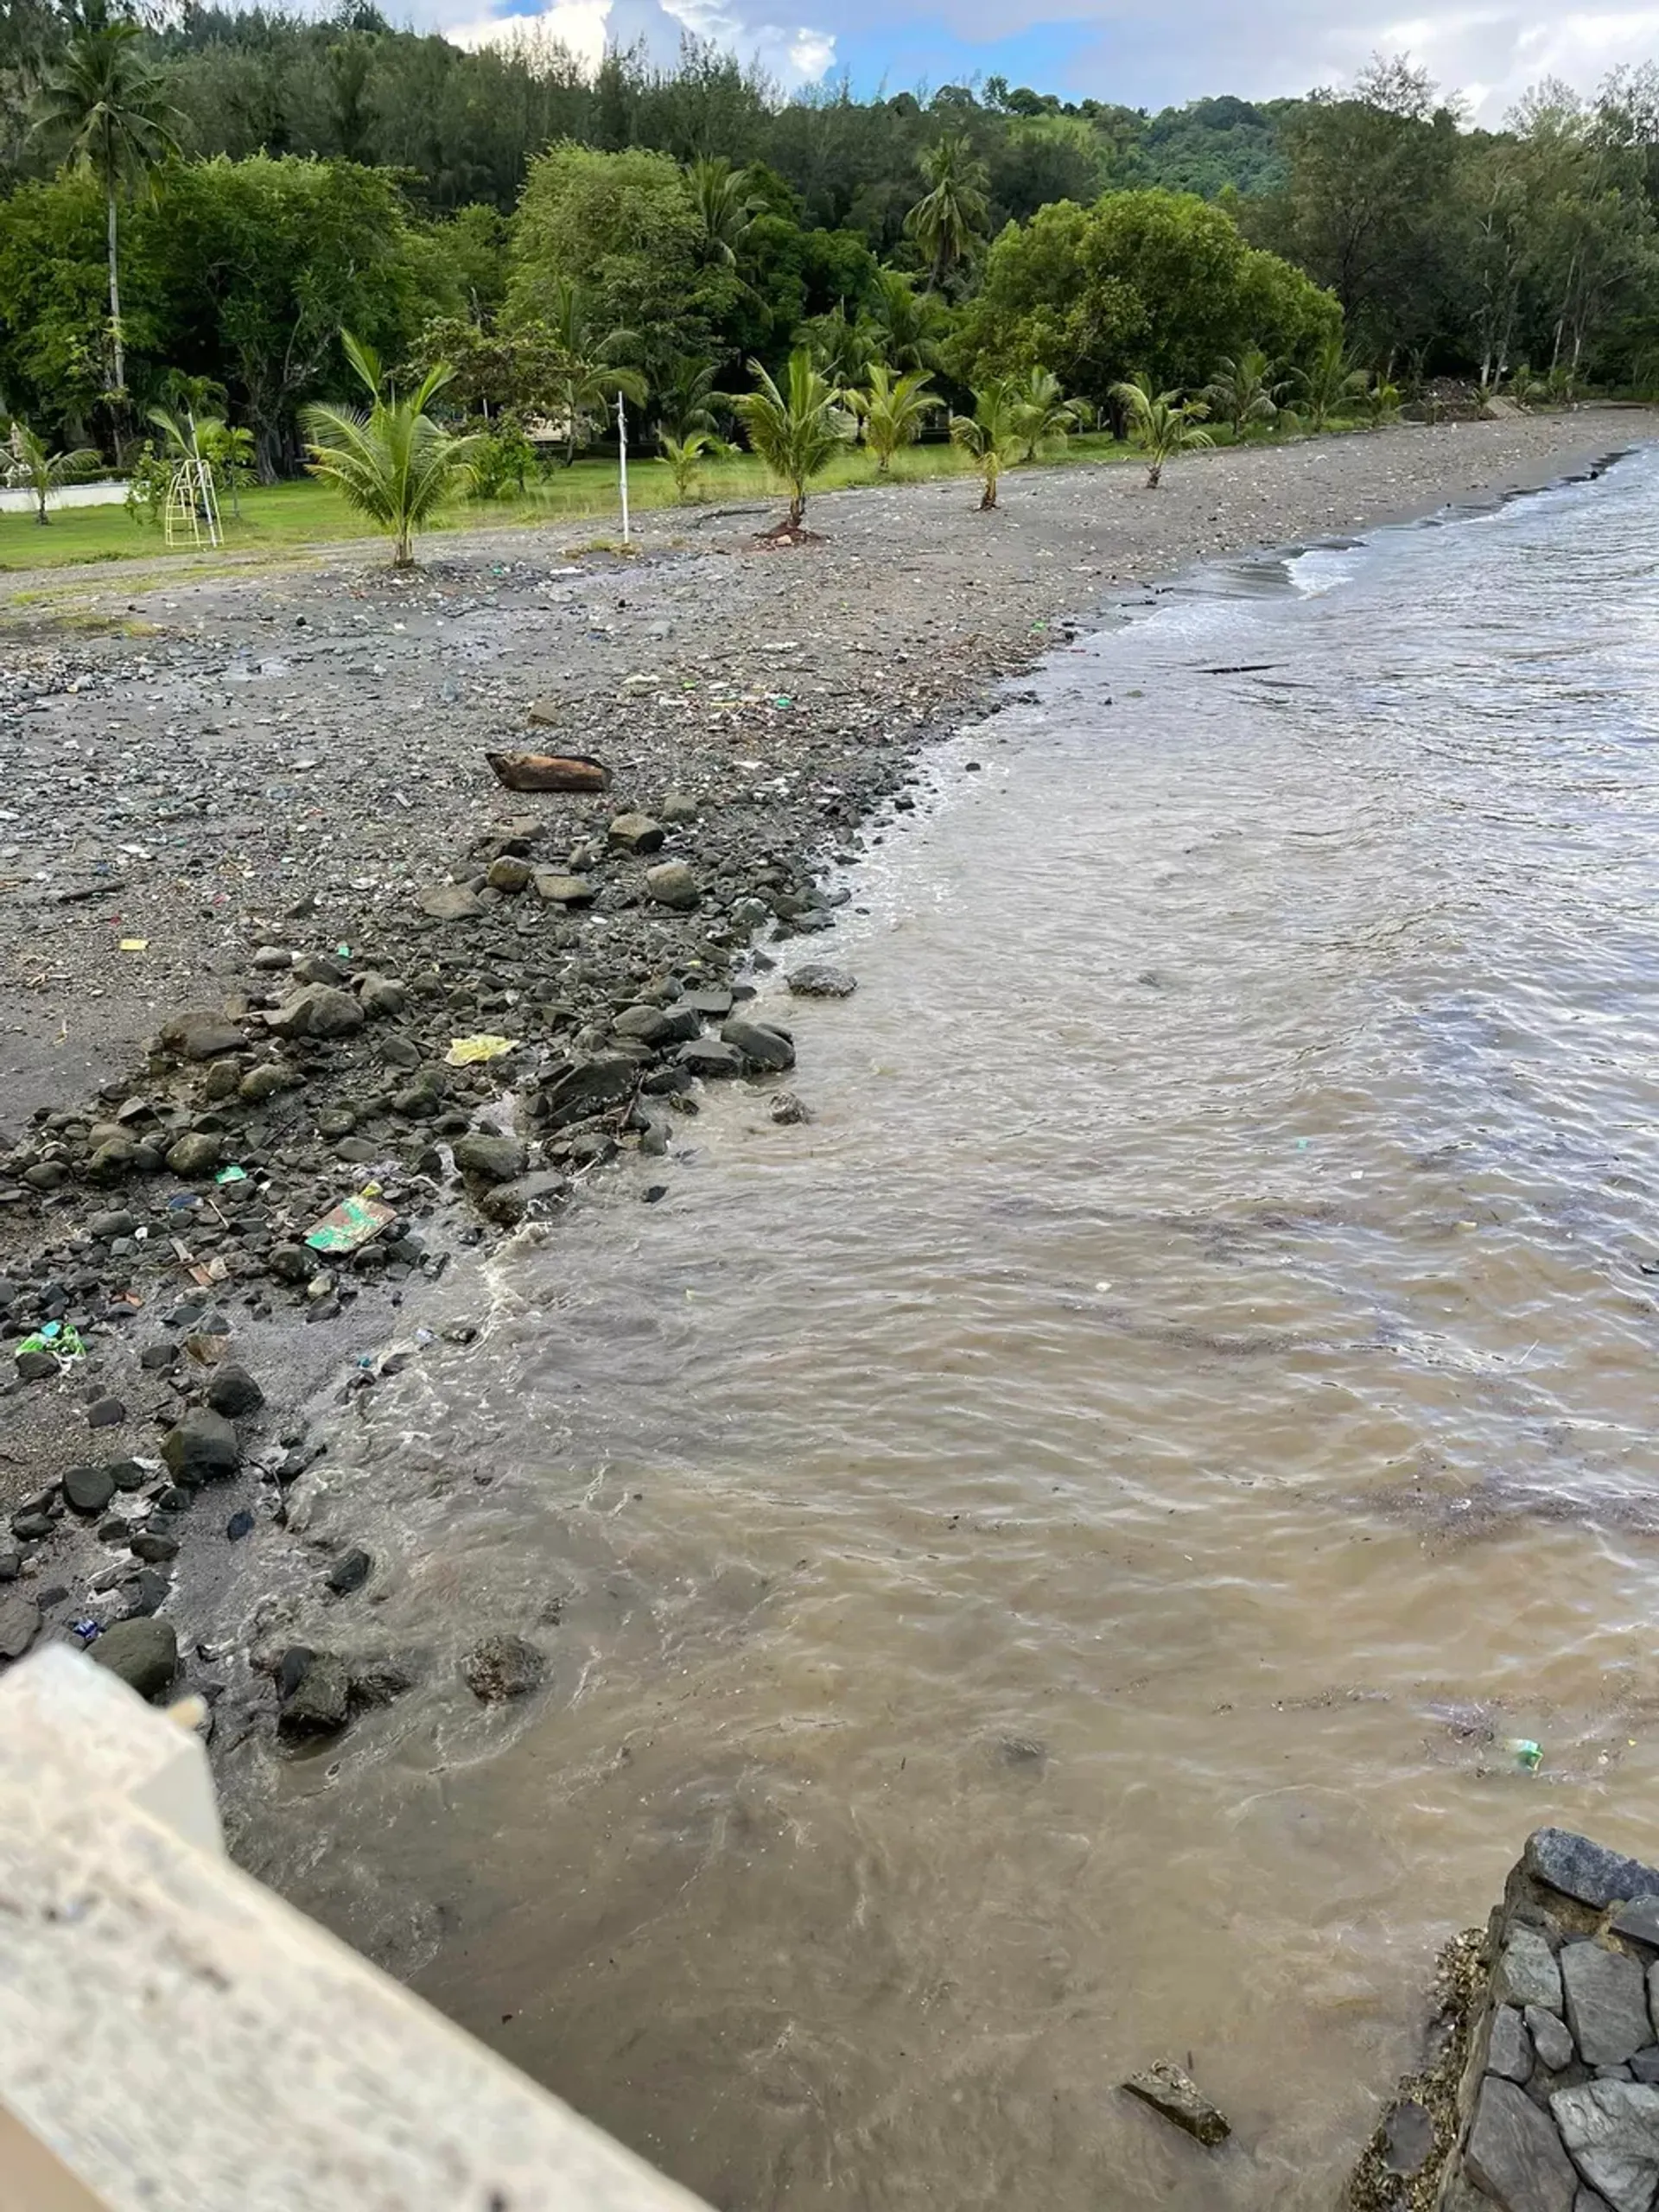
3;3;1658;479
0;3;1295;219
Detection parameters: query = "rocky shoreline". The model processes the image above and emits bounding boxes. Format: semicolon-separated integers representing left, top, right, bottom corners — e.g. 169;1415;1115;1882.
0;408;1646;1745
1350;1827;1659;2212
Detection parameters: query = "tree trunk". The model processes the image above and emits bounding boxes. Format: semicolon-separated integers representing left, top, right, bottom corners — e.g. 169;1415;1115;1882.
105;180;124;395
392;531;413;569
787;488;804;530
1147;461;1163;488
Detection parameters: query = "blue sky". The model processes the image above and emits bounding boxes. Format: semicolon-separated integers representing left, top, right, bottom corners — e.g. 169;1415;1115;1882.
441;0;1659;126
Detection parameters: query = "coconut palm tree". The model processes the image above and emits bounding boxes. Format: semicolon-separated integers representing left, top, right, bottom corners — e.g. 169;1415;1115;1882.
1110;373;1215;488
905;131;989;294
31;0;181;397
545;276;647;467
689;156;759;267
302;330;481;569
655;354;725;442
869;267;950;372
149;402;255;516
949;378;1021;511
1008;367;1081;462
849;365;935;472
799;301;881;391
6;422;101;523
731;348;856;532
1365;377;1403;426
658;427;722;503
1294;338;1370;432
1205;348;1285;441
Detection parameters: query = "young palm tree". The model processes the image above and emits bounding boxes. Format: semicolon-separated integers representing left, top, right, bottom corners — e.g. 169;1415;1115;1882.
904;132;990;293
546;276;647;467
31;1;181;396
302;330;481;569
799;302;880;391
1294;338;1370;432
1110;374;1215;488
150;404;256;516
849;365;935;472
688;156;759;267
949;378;1021;511
731;348;855;532
6;422;101;524
658;428;722;503
655;354;725;442
869;267;950;372
1205;348;1284;441
1365;378;1403;426
1507;362;1549;408
1008;366;1081;462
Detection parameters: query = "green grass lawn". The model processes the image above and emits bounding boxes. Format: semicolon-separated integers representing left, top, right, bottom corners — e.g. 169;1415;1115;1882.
0;429;1155;574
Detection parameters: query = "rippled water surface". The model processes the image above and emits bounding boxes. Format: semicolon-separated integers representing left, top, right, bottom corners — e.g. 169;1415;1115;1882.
230;447;1659;2209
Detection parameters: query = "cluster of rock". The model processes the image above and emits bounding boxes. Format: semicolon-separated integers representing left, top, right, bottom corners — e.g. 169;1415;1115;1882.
0;805;831;1419
1351;1828;1659;2212
1;1357;266;1690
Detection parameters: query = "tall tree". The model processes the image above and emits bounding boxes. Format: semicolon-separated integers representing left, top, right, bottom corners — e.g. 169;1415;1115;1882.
1255;57;1462;363
904;130;989;292
31;0;181;395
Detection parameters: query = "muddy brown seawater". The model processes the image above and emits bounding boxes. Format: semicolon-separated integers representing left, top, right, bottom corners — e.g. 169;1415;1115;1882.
176;444;1659;2209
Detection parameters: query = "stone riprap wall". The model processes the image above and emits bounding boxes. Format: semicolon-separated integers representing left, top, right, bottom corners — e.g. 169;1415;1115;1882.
1352;1827;1659;2212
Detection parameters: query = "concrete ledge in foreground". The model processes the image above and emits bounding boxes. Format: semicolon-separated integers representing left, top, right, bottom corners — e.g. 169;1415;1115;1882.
0;1645;710;2212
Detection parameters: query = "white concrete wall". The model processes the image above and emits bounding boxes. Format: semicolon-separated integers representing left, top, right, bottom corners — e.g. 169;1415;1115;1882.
0;482;126;513
0;1648;711;2212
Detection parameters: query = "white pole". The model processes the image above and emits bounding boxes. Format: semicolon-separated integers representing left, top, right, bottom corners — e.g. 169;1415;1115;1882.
616;388;630;548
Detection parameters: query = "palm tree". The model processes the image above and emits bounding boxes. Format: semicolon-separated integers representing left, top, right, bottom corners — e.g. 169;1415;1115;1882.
1366;377;1403;426
1110;374;1215;488
849;365;935;472
869;267;950;372
1507;361;1549;408
150;403;254;517
31;1;181;397
1205;349;1285;442
1008;366;1081;462
1294;338;1370;432
688;156;758;267
655;353;725;442
799;302;880;391
658;428;722;503
905;132;989;294
545;277;647;467
6;422;101;523
949;379;1021;511
731;348;856;532
302;330;481;569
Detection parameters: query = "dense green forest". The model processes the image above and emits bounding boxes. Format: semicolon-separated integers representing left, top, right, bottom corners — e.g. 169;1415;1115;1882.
3;1;1658;484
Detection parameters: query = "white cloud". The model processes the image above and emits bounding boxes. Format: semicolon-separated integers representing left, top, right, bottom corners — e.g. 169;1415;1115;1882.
443;0;836;87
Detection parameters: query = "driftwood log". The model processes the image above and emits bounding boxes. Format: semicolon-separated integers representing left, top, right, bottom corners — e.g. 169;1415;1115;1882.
485;751;612;795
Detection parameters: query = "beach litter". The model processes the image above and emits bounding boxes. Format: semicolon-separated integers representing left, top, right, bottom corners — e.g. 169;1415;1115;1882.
304;1192;396;1255
445;1033;518;1066
16;1321;86;1363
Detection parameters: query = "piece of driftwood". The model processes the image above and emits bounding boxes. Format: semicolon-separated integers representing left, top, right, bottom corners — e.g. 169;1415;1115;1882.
485;750;611;795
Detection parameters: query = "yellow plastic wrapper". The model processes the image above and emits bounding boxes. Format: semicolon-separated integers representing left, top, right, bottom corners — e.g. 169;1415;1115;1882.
445;1033;518;1066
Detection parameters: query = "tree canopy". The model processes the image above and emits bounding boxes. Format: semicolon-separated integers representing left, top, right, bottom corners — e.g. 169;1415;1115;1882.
3;12;1659;470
